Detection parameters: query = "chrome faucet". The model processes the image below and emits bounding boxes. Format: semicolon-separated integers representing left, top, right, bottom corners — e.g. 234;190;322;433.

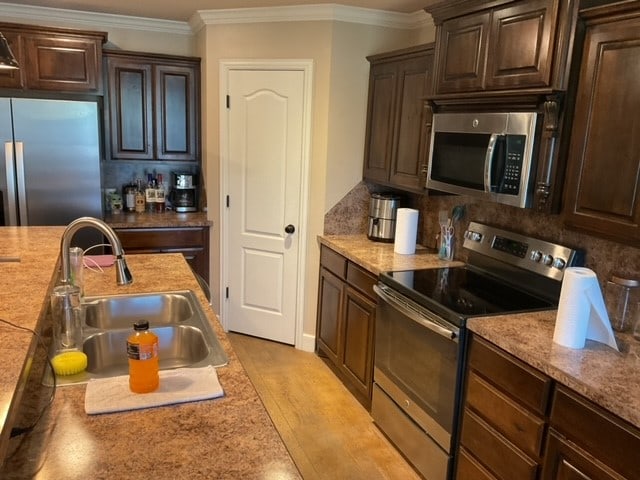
60;217;133;286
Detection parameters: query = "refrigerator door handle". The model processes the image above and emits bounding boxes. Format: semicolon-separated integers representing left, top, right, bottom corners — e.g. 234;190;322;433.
15;142;28;226
4;141;17;226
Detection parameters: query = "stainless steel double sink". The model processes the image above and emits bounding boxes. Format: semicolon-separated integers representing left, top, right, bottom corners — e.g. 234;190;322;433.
46;290;228;386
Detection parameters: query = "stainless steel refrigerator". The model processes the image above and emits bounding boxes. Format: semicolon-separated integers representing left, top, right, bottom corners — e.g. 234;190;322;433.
0;97;103;248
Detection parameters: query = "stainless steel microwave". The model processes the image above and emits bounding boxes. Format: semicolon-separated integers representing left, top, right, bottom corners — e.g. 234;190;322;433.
426;111;541;208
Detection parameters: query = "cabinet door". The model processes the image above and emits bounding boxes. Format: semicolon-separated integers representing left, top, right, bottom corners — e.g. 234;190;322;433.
435;12;490;94
542;430;623;480
0;31;24;89
563;14;640;244
155;64;199;161
485;0;558;90
341;285;375;401
316;267;344;365
23;35;102;93
389;51;434;191
107;58;154;160
363;60;397;183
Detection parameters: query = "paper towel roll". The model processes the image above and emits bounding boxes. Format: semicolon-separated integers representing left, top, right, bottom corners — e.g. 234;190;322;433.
553;267;618;350
394;208;419;255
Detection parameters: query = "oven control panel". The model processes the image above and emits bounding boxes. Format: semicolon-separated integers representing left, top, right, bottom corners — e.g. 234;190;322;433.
463;222;583;282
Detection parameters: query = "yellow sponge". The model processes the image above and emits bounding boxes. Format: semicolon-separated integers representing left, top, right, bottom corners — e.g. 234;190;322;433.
52;351;88;376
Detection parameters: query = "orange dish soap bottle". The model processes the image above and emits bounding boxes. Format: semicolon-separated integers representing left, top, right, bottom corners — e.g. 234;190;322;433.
127;320;159;393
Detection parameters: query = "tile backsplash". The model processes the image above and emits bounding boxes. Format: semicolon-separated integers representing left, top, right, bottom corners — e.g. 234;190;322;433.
324;182;640;289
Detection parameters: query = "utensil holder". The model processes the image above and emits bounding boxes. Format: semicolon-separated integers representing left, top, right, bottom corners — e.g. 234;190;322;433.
438;228;454;261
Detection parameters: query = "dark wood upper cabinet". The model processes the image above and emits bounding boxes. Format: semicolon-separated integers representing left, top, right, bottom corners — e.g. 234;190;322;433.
485;0;559;90
105;50;200;162
0;22;106;94
435;12;490;94
427;0;576;98
563;1;640;245
363;43;434;193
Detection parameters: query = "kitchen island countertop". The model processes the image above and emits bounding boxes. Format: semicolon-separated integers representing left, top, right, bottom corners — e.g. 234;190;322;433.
0;227;299;479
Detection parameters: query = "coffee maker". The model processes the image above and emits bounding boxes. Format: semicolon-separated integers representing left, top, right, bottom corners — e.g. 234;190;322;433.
170;172;197;212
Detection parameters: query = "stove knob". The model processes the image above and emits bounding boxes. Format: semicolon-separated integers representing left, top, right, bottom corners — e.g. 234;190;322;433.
553;257;566;269
470;232;483;242
542;254;554;266
530;250;543;262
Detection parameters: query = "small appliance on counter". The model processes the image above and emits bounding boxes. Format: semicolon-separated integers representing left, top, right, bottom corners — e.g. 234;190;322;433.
367;193;400;242
170;172;197;212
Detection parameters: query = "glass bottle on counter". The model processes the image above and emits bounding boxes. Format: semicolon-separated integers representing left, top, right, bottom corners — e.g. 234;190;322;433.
145;174;156;213
135;178;146;213
123;182;136;212
127;320;159;393
155;173;166;213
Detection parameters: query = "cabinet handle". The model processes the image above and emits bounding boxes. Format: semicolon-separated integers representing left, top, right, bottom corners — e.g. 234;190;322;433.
285;224;295;234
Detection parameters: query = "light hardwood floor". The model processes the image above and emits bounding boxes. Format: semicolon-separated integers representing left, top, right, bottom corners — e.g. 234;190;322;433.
228;332;421;480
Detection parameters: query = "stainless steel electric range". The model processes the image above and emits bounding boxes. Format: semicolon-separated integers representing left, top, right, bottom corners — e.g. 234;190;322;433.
372;221;583;480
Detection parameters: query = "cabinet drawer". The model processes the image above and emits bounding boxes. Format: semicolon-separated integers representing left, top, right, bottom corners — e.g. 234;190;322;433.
115;228;206;250
346;262;377;300
460;409;538;480
457;447;497;480
550;385;640;479
469;335;551;415
466;370;546;458
320;245;347;279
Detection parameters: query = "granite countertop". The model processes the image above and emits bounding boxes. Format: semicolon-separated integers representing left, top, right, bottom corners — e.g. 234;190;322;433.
104;211;212;229
320;234;640;431
0;227;299;479
468;312;640;430
318;234;464;274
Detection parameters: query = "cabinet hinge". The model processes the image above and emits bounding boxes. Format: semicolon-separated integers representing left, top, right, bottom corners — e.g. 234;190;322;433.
225;287;229;299
226;95;230;109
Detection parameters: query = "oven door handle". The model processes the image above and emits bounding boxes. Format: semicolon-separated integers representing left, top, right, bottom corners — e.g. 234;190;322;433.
373;285;459;342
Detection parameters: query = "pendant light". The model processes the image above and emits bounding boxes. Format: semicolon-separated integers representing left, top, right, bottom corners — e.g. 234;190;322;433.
0;32;19;70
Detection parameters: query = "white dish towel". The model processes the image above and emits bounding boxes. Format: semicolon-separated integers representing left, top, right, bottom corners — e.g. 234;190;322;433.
85;365;224;415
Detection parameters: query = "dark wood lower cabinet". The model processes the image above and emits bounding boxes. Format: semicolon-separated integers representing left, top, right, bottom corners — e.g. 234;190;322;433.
316;245;376;409
113;226;210;285
543;430;623;480
459;334;640;480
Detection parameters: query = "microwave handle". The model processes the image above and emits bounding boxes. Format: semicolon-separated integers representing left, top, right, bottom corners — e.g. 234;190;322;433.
483;134;499;193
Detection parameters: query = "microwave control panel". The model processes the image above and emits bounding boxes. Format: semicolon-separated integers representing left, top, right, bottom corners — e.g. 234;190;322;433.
499;135;526;195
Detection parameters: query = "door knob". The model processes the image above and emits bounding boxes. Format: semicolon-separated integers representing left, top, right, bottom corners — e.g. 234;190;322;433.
285;224;295;234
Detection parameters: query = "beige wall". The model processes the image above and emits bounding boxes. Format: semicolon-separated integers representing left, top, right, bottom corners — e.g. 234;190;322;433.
199;19;434;343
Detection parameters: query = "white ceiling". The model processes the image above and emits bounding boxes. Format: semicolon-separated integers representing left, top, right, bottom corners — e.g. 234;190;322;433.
0;1;434;22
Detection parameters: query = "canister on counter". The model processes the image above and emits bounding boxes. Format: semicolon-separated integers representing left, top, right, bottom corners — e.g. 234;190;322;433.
604;275;640;332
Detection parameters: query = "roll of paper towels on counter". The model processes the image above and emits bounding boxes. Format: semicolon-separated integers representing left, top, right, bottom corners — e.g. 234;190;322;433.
553;267;619;351
394;208;419;255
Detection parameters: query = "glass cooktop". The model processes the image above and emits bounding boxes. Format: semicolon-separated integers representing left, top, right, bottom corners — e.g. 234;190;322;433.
380;266;555;320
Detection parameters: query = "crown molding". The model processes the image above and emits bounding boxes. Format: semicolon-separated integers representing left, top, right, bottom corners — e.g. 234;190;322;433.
191;4;431;32
0;2;192;35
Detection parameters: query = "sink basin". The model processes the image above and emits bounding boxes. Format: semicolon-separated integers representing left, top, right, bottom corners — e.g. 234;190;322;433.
45;290;228;386
84;292;193;329
84;326;210;376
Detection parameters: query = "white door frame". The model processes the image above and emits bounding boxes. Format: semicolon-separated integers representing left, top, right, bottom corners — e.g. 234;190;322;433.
219;59;313;350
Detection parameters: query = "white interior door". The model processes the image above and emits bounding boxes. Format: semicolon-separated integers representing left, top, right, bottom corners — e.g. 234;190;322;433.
222;64;311;345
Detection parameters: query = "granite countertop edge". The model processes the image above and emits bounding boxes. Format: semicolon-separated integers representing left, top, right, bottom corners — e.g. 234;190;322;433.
104;211;212;229
318;233;640;431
